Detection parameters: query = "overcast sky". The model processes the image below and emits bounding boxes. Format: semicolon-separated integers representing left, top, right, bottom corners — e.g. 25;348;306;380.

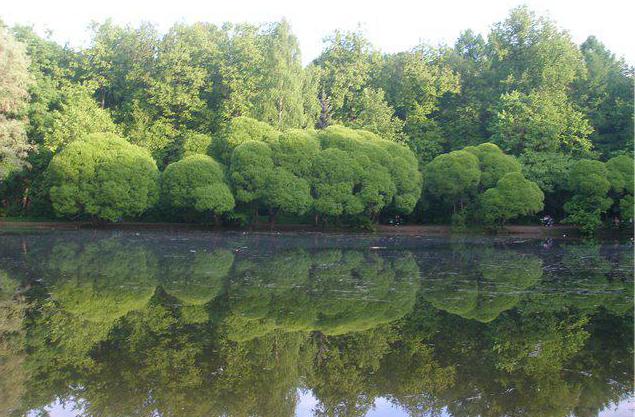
2;0;634;65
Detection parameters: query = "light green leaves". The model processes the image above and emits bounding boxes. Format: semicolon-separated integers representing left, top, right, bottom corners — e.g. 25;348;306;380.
162;154;234;216
47;133;159;221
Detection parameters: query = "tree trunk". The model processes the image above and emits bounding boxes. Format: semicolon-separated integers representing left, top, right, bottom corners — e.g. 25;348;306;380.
269;208;278;229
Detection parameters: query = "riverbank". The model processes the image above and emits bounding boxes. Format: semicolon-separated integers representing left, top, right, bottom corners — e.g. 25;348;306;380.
0;219;592;238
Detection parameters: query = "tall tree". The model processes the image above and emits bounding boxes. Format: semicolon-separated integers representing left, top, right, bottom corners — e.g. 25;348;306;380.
0;24;33;181
313;30;378;122
43;82;118;152
376;47;460;160
81;20;159;114
253;20;309;130
436;29;491;149
488;89;593;155
487;5;584;94
576;36;634;158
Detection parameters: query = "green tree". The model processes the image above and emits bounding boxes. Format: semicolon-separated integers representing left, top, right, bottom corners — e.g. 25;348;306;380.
606;154;634;221
161;154;234;221
423;150;480;213
263;167;312;223
519;151;573;218
345;87;404;142
377;140;422;214
435;29;490;149
147;24;207;125
214;23;264;121
229;140;274;207
576;36;634;158
313;30;378;122
212;116;279;163
563;159;612;233
123;109;179;167
3;25;79;216
488;89;593;156
310;147;363;219
377;48;460;161
270;129;320;177
43;83;118;152
253;20;310;130
11;25;76;145
80;20;158;113
464;142;521;189
181;131;213;157
47;133;159;221
315;126;418;220
0;25;33;181
480;172;544;224
487;6;584;93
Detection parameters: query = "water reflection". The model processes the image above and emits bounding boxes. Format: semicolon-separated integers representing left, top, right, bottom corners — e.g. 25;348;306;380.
0;232;632;417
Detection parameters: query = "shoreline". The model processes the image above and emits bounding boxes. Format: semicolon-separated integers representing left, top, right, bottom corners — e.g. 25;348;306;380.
0;219;601;239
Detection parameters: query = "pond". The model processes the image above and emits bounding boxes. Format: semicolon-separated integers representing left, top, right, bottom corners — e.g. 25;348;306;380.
0;230;633;417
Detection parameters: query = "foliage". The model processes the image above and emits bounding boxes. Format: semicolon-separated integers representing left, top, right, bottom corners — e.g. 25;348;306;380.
46;133;159;221
181;131;213;157
212;116;279;163
488;89;593;156
606;155;634;195
606;155;634;221
313;30;378;122
1;8;633;233
264;167;312;217
252;20;311;129
519;152;573;194
345;87;405;142
480;172;544;224
270;129;320;177
464;142;521;189
161;154;234;218
44;83;118;152
576;36;634;158
423;150;480;211
563;159;613;233
0;25;33;180
229;140;274;204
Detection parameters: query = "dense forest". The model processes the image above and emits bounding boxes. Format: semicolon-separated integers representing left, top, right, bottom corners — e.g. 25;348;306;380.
0;6;633;232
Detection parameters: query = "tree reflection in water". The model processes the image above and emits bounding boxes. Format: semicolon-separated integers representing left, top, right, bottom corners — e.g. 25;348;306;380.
0;232;632;417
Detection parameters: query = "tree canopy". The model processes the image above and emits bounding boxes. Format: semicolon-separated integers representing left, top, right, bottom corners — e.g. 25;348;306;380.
0;8;632;232
161;154;234;219
0;25;33;180
46;133;159;221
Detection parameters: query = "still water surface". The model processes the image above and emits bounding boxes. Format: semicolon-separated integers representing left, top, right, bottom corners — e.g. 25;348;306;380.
0;230;633;417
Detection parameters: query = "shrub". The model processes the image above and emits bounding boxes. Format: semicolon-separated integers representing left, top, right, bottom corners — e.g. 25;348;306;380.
47;133;159;221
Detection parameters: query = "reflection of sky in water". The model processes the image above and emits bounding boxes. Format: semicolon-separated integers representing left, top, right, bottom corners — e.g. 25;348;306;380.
294;390;414;417
28;395;635;417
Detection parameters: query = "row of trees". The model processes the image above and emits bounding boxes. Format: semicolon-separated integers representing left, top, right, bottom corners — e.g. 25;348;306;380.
45;122;422;224
420;143;633;230
0;6;633;231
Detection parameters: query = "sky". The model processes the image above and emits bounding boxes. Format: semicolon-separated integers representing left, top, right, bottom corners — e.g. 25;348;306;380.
2;0;634;65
